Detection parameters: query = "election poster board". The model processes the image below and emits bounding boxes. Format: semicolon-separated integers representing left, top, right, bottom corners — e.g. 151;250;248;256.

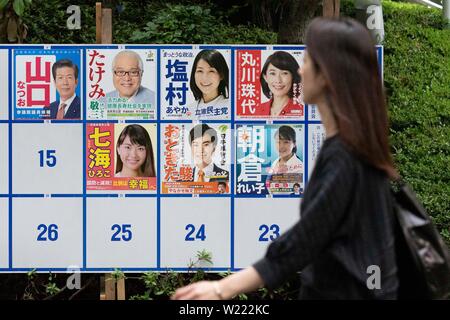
0;44;383;272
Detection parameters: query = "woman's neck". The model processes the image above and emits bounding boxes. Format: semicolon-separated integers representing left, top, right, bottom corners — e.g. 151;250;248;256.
317;98;338;138
121;167;143;177
279;153;294;164
270;95;289;116
203;91;219;103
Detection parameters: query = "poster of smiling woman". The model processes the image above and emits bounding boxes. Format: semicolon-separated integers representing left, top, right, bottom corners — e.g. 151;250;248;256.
160;48;231;120
235;49;305;120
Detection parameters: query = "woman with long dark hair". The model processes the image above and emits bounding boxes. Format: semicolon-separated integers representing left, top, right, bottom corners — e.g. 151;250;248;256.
115;124;156;178
259;51;303;117
189;49;229;118
172;18;399;300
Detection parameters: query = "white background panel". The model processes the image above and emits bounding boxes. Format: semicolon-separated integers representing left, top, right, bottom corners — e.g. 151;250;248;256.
12;123;83;194
308;104;321;121
0;124;8;194
234;198;300;269
0;49;8;120
12;197;82;268
161;197;230;268
307;124;326;177
86;197;157;268
0;198;8;268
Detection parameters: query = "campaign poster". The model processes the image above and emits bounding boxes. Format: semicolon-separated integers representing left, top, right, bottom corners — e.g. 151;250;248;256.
308;124;326;176
236;124;304;196
161;123;231;194
86;123;157;191
308;104;321;121
86;48;157;120
13;48;82;120
160;48;231;120
235;49;305;120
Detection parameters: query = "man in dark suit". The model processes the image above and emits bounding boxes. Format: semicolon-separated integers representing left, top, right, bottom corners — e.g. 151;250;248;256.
188;124;229;182
46;59;81;120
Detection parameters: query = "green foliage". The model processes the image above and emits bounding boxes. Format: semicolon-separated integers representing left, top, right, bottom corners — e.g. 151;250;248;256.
22;0;95;44
111;268;126;281
21;1;275;44
12;0;25;16
22;271;61;300
45;273;60;296
130;3;275;44
381;1;450;244
342;0;450;245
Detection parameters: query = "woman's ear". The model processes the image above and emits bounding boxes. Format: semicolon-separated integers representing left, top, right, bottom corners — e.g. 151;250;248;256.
316;71;327;92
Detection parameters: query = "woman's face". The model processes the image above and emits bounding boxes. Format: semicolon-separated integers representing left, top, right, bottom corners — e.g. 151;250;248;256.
275;134;295;159
194;59;221;98
263;64;293;99
299;51;325;104
117;135;146;172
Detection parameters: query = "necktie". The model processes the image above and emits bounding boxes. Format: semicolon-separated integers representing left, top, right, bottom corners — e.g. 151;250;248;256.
56;103;67;120
197;169;205;182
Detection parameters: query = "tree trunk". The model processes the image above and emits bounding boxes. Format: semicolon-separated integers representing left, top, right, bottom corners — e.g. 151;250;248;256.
277;0;321;44
251;0;278;31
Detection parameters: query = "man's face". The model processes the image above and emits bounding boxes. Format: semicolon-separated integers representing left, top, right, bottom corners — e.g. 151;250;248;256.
191;133;215;169
218;184;226;193
54;66;78;101
113;54;142;98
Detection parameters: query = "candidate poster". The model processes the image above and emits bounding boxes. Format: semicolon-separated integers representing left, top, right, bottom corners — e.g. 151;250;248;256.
160;48;231;120
13;48;82;120
86;123;157;191
235;49;305;120
236;124;304;196
86;48;157;120
308;124;326;176
161;123;231;194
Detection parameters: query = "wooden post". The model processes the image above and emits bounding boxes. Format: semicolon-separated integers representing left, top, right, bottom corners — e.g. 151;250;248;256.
101;8;113;44
96;2;123;300
116;278;126;300
96;2;113;44
96;2;102;44
323;0;340;18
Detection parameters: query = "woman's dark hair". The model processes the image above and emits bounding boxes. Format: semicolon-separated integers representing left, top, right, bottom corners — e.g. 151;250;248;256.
275;125;297;155
305;17;397;179
260;51;301;99
116;124;156;177
190;50;229;101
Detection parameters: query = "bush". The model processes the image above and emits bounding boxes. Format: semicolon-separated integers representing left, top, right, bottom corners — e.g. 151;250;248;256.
21;1;276;44
382;1;450;244
129;3;275;44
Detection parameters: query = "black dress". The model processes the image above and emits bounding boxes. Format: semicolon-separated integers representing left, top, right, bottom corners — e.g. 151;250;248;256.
253;135;398;299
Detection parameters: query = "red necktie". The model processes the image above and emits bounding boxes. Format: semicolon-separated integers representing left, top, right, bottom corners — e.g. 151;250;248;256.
56;103;67;120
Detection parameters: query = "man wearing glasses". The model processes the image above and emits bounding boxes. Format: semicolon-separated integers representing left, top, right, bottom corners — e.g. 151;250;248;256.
104;50;155;105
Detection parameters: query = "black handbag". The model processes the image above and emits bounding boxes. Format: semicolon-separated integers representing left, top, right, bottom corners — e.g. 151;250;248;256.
391;178;450;299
